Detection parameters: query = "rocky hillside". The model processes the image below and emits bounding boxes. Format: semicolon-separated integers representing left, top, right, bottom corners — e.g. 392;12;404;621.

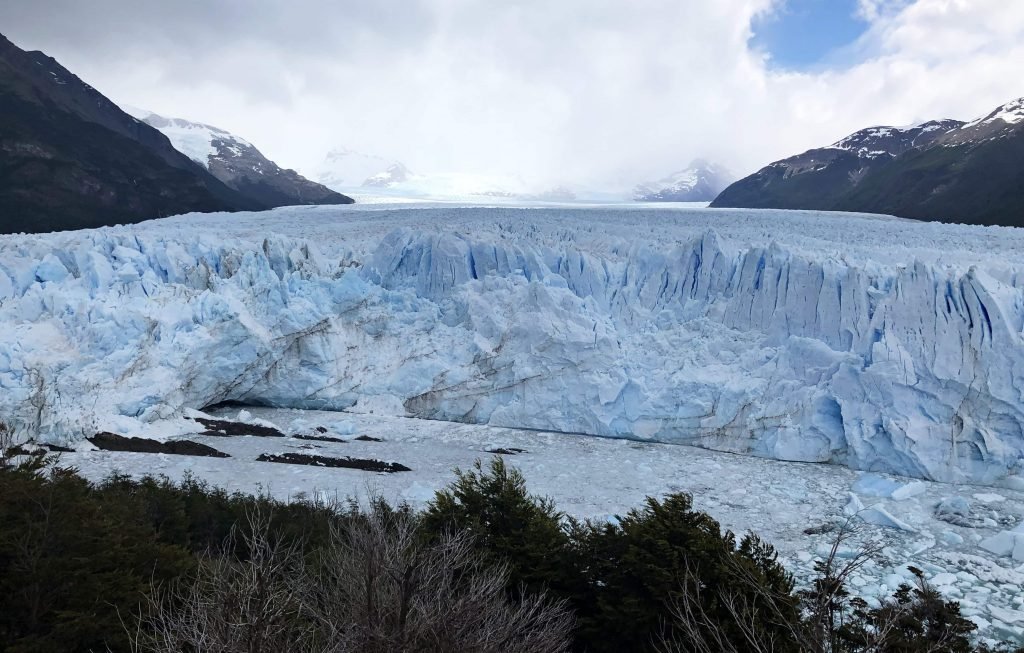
711;99;1024;227
0;33;257;234
129;109;352;208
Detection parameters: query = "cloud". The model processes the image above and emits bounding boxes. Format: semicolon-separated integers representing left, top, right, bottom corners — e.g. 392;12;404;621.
0;0;1021;189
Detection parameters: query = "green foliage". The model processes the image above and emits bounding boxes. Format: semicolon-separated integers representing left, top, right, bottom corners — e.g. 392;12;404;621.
568;494;799;653
422;457;570;594
0;466;193;653
423;459;799;653
836;569;978;653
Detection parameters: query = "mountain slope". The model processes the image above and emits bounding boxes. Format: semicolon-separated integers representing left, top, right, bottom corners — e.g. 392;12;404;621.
130;109;352;208
712;101;1024;227
0;33;258;234
633;160;732;202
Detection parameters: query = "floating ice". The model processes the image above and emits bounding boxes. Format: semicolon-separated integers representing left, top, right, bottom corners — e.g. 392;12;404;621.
859;506;917;532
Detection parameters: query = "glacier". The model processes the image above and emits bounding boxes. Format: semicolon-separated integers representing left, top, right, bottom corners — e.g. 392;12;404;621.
1;204;1023;486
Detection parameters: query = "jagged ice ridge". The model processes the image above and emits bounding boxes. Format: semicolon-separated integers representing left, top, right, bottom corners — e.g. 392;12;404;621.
1;205;1022;486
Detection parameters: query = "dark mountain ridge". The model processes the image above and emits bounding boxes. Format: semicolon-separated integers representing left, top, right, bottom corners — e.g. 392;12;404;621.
712;99;1024;227
0;33;267;234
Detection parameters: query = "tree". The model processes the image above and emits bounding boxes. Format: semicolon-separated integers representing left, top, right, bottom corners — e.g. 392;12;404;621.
134;499;573;653
422;457;571;595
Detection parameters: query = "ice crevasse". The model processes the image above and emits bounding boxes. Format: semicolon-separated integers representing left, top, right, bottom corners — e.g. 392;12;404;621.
0;212;1022;486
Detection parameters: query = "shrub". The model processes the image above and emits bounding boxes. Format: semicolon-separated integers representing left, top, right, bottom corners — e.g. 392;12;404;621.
135;500;573;653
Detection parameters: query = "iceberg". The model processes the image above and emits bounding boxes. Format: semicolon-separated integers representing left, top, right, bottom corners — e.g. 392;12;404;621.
0;205;1022;486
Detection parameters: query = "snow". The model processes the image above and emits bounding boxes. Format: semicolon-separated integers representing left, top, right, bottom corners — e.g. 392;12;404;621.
313;148;403;190
122;106;252;168
964;98;1024;129
2;204;1024;490
56;405;1024;644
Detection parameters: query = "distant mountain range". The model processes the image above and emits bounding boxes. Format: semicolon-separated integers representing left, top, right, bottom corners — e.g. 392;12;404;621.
633;160;733;202
314;149;582;201
712;98;1024;227
128;109;351;209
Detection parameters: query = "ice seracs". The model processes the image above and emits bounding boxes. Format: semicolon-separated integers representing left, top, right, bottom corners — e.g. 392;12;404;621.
0;206;1023;488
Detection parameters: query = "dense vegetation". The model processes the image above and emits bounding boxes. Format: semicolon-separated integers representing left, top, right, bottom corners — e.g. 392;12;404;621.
1;445;1021;652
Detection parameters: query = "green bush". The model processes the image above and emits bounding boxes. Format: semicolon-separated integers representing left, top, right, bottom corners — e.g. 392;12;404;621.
0;466;193;653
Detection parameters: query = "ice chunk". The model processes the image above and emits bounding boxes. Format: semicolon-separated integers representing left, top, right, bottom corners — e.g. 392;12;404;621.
930;572;957;587
859;506;916;532
853;474;903;498
979;530;1024;561
891;481;928;501
974;493;1006;504
939;530;964;546
989;606;1024;625
844;492;865;515
936;496;972;518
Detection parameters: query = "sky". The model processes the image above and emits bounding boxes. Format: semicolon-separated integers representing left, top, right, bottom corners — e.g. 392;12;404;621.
1;0;1022;191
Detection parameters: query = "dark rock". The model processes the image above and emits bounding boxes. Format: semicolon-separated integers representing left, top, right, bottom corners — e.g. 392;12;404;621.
256;452;410;473
486;447;528;455
88;432;229;458
293;433;347;443
353;435;384;442
803;524;837;535
189;417;286;438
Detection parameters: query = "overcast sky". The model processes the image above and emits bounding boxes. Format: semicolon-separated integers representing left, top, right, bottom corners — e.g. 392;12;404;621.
2;0;1022;189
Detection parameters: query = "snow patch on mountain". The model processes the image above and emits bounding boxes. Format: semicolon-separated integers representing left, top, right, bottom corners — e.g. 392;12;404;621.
966;98;1024;129
1;206;1023;488
123;106;247;169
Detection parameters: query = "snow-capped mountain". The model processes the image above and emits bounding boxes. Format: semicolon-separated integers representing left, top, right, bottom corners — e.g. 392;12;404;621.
0;33;256;234
362;162;412;188
313;148;407;191
712;97;1024;226
633;160;733;202
128;109;352;208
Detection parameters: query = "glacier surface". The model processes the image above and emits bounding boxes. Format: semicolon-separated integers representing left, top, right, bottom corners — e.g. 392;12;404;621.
2;204;1023;485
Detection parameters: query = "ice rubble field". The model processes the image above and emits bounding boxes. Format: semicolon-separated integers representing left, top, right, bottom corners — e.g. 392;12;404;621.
65;407;1024;640
3;203;1024;638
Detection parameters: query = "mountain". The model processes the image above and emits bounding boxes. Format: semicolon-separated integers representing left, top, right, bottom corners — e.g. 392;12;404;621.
129;109;351;208
711;98;1024;227
633;160;733;202
314;148;406;191
0;33;261;234
362;162;412;188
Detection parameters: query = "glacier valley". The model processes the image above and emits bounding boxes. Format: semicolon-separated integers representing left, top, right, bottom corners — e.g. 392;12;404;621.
2;204;1024;487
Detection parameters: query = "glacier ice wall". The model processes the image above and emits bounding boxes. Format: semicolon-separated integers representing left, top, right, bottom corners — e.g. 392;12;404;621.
0;209;1022;486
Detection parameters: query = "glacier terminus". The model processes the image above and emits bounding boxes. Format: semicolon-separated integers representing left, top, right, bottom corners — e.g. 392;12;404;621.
1;203;1023;488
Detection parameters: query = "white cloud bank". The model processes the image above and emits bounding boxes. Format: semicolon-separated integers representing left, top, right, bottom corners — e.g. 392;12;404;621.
1;0;1022;188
